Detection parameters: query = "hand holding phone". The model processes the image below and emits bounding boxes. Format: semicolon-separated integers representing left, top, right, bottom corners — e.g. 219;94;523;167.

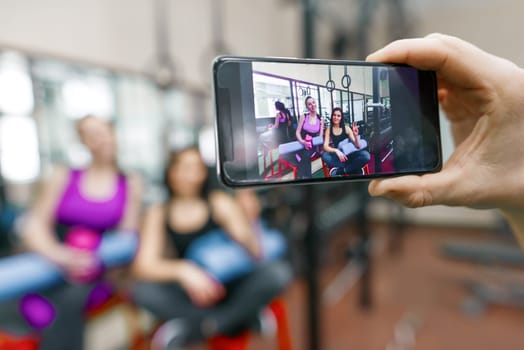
213;56;441;187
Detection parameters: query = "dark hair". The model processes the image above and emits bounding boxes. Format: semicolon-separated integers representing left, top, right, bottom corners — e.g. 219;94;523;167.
274;101;285;112
330;107;345;134
163;147;210;199
275;101;292;122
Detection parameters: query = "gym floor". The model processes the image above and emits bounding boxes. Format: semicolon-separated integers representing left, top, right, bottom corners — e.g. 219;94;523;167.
87;223;524;350
241;223;524;350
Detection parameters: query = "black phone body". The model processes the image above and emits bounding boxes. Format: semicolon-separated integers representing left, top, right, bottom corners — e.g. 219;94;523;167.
213;56;441;188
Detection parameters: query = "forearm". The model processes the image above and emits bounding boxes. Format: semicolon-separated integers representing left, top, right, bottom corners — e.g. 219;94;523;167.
347;128;361;148
241;231;261;258
23;220;64;263
226;226;261;258
132;258;187;283
296;118;305;143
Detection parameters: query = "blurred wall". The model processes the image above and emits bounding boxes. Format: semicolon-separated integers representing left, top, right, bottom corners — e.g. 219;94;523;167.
409;0;524;66
1;0;517;228
1;0;523;84
0;0;301;90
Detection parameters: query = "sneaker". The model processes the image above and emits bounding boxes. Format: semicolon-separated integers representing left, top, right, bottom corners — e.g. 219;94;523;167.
329;167;339;177
151;319;188;350
330;167;346;176
258;309;277;337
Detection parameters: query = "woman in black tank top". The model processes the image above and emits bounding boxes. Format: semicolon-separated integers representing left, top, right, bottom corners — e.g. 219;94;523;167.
322;107;371;176
132;147;292;348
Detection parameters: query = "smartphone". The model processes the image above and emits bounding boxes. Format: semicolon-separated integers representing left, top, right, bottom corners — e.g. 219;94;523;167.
213;56;441;187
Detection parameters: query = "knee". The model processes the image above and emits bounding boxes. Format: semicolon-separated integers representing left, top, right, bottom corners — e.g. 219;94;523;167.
132;281;159;306
259;261;293;296
361;151;371;163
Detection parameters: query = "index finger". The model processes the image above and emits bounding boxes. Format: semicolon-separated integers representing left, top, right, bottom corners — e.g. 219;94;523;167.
366;33;492;89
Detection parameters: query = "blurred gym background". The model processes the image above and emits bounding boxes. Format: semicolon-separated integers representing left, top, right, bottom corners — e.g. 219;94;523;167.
1;0;524;349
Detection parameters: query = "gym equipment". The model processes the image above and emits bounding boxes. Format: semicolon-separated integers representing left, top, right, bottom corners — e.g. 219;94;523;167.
441;240;524;265
18;293;56;331
278;135;323;155
325;66;335;92
441;237;524;315
84;281;114;312
186;222;287;283
0;230;138;301
64;227;103;283
337;137;368;155
341;66;351;89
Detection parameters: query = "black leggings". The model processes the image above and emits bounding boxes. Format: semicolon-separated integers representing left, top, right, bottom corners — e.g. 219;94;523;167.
0;283;93;350
133;260;292;343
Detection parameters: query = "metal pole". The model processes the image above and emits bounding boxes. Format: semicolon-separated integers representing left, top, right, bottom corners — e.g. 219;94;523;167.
302;1;320;349
153;0;175;88
372;67;382;173
211;0;227;54
303;0;316;58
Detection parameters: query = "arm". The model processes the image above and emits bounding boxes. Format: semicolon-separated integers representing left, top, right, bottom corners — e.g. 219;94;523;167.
210;191;260;258
366;33;524;247
324;128;347;162
346;124;361;149
295;115;308;146
131;204;188;282
22;166;68;261
273;113;281;128
131;204;225;306
268;113;280;129
22;166;95;273
323;127;334;153
117;173;143;232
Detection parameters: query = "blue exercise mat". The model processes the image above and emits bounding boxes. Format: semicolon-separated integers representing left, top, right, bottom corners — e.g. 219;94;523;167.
278;135;324;155
0;231;138;301
186;222;287;283
337;137;368;155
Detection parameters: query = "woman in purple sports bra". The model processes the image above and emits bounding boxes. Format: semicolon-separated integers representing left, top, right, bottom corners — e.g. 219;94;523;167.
268;101;293;143
20;115;142;350
294;95;324;179
259;101;293;150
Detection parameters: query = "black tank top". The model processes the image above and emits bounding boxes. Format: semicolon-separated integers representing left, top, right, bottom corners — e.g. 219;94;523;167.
331;129;347;148
165;206;220;258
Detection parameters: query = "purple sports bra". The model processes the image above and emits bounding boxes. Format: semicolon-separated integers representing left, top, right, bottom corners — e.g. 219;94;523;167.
302;113;321;135
54;169;128;232
278;112;287;124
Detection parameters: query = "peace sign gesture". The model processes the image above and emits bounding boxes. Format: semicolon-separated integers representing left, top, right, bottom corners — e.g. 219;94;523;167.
352;121;359;136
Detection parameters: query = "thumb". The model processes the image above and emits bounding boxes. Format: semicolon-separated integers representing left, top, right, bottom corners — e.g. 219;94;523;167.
368;169;461;208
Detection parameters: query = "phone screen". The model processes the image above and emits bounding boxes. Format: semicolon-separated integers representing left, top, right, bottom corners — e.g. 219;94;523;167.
213;56;441;187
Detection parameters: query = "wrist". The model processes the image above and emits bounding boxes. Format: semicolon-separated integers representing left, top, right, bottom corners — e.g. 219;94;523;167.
172;260;195;283
47;244;71;266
